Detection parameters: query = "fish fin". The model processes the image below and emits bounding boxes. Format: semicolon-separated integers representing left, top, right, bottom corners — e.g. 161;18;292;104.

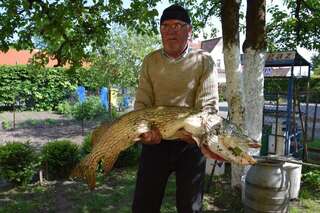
85;165;97;190
70;164;82;178
248;142;261;148
103;152;120;176
70;158;99;190
200;143;225;161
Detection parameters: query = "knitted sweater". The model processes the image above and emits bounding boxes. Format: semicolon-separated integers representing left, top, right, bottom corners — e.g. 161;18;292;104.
134;48;219;113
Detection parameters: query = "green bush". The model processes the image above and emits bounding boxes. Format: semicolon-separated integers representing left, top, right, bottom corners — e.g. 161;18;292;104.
0;65;76;111
302;168;320;189
56;100;73;116
41;140;80;180
264;77;320;103
80;133;93;157
72;96;106;120
0;142;40;185
114;144;141;168
18;118;59;128
1;120;11;130
218;83;226;101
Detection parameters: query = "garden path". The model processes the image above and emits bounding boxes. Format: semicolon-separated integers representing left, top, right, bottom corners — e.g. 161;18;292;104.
0;111;98;149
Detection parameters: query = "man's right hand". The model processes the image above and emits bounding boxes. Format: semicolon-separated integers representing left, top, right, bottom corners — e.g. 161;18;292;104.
139;127;162;145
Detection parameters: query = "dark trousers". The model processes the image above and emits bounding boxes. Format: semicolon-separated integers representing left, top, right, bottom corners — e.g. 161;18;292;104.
132;140;206;213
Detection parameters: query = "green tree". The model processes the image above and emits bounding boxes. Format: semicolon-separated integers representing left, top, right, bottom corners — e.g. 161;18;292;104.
267;0;320;52
0;0;159;67
89;26;160;89
311;53;320;76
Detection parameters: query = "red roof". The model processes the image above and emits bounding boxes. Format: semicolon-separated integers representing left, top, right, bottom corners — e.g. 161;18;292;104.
0;49;58;67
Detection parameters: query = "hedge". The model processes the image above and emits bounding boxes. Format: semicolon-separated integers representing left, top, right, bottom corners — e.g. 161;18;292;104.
264;76;320;103
1;65;319;111
0;65;76;111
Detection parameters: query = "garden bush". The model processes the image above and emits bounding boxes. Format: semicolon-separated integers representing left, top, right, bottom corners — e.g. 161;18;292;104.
1;120;11;130
264;77;320;103
302;167;320;190
114;144;141;168
218;83;226;101
56;100;74;116
0;65;76;111
0;142;40;185
80;133;93;157
72;96;106;120
41;140;80;180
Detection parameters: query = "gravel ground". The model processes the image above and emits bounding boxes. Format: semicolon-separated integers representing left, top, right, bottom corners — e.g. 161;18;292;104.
0;111;99;149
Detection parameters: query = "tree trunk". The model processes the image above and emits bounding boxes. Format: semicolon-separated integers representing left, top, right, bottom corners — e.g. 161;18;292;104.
232;0;266;188
243;0;266;141
221;0;244;127
221;0;245;189
221;0;266;188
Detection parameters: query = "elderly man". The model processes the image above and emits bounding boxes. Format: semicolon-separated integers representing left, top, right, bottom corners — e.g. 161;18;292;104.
132;4;220;213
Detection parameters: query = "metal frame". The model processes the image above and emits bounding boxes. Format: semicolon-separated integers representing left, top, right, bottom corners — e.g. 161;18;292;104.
263;51;311;156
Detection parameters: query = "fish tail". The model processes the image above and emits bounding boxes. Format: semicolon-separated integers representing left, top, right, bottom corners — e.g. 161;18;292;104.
86;166;97;190
70;158;98;190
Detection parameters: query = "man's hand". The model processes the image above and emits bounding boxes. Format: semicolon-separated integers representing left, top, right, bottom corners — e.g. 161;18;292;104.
139;127;162;145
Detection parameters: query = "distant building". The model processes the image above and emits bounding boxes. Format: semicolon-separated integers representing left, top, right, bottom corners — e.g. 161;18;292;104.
191;38;311;82
0;49;58;67
191;37;226;83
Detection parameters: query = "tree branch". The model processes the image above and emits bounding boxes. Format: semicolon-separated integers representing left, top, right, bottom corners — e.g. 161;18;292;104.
295;0;302;45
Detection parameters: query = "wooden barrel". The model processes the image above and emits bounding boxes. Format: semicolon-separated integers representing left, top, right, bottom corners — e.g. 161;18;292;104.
244;160;289;213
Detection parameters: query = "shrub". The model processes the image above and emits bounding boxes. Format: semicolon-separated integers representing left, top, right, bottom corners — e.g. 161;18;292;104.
18;118;59;128
72;96;106;120
114;144;141;168
56;100;73;116
218;83;226;101
0;65;76;111
41;140;80;180
80;133;93;157
0;142;40;185
302;168;320;190
1;120;11;130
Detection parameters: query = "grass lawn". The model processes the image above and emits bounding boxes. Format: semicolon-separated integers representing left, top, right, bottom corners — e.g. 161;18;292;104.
308;139;320;149
0;165;319;213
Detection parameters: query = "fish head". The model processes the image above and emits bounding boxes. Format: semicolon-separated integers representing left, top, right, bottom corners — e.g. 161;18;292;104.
219;119;260;149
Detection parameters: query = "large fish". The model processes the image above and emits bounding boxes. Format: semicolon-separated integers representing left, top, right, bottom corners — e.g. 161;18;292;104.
71;106;260;189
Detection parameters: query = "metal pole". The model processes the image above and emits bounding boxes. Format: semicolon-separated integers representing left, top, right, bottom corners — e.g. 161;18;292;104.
253;155;320;168
311;103;317;141
275;93;279;154
285;68;294;155
206;160;217;193
303;66;311;161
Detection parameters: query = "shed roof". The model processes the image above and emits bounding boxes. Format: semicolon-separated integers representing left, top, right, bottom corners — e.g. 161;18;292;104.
241;51;311;67
264;51;311;67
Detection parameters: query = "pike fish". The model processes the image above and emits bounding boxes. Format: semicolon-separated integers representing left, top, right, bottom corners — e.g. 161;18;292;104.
71;106;260;189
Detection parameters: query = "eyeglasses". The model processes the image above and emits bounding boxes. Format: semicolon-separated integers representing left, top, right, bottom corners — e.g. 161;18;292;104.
160;23;188;32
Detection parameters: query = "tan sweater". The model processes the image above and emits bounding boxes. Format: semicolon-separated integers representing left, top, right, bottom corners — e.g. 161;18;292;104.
134;48;219;113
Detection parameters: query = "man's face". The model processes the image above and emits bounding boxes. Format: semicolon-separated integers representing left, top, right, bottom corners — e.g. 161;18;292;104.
160;19;192;58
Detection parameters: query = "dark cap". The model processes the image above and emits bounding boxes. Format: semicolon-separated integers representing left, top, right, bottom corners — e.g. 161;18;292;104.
160;4;191;25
